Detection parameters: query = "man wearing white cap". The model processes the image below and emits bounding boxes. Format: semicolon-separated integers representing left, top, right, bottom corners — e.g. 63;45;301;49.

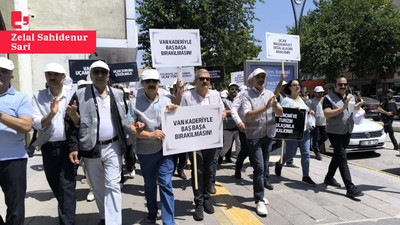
308;86;327;160
242;68;283;216
128;69;177;224
219;83;240;163
31;63;77;225
67;60;135;225
0;57;33;225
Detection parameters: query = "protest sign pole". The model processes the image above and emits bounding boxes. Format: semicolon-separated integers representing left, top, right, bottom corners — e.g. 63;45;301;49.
280;140;285;165
282;60;285;74
193;151;198;190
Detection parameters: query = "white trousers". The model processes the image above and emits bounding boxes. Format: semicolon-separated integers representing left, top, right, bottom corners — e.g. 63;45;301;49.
85;141;122;225
220;130;240;157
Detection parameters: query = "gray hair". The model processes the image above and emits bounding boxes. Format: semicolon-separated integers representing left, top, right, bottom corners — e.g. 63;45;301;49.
195;68;209;80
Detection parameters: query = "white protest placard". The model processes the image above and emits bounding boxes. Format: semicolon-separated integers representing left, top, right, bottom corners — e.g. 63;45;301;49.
157;67;195;85
230;71;244;86
150;29;202;68
161;104;223;156
266;32;300;61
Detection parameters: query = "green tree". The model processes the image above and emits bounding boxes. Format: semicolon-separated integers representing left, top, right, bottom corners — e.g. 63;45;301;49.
290;0;400;81
136;0;263;87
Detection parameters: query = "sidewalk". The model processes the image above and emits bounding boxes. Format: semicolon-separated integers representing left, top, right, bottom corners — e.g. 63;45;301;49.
1;147;400;225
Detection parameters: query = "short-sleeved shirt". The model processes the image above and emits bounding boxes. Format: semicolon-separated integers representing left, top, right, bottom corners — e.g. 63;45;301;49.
0;86;32;161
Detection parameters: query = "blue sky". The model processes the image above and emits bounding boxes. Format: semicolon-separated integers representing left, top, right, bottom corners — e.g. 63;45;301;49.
136;0;317;67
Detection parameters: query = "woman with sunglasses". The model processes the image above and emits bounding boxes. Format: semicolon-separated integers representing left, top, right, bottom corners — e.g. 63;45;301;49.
275;79;316;187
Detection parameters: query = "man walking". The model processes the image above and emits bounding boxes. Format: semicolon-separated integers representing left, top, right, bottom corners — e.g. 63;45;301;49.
32;63;77;225
308;86;328;160
242;68;283;216
180;69;224;221
128;69;176;224
378;89;399;150
0;57;33;225
323;75;364;198
68;60;134;225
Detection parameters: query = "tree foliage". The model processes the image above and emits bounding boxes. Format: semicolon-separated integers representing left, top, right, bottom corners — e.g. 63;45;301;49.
136;0;263;85
289;0;400;81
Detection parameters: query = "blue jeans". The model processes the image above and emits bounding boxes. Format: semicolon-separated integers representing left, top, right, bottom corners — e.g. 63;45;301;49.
247;135;272;202
280;130;311;177
138;151;174;225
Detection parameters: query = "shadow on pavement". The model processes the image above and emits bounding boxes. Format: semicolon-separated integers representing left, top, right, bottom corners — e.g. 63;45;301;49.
381;168;400;176
347;151;381;160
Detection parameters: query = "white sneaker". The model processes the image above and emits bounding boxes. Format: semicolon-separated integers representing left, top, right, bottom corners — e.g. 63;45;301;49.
256;201;268;216
129;170;135;178
263;197;269;205
86;191;95;202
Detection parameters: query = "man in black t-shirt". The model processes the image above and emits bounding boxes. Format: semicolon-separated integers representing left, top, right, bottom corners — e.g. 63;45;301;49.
378;89;399;150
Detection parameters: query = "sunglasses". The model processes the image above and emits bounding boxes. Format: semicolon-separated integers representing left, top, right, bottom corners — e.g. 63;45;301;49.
198;77;210;81
337;83;348;87
144;79;159;84
92;69;108;75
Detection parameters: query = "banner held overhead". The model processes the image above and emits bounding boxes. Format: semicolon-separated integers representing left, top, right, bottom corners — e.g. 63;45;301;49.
150;29;202;68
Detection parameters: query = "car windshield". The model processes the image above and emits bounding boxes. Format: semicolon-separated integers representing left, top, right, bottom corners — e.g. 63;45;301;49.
361;97;379;104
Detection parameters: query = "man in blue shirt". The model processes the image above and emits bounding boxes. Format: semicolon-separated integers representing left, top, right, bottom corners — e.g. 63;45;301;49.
0;57;33;225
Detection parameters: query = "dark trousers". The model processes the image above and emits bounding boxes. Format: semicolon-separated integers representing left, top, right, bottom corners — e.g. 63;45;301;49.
235;131;251;171
0;158;27;225
312;125;328;154
173;152;187;174
325;133;354;190
41;142;78;225
383;120;399;149
188;148;216;205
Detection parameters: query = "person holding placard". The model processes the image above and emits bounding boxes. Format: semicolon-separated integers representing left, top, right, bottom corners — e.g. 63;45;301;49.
242;68;283;217
128;69;177;225
275;79;316;187
322;75;364;198
180;68;224;221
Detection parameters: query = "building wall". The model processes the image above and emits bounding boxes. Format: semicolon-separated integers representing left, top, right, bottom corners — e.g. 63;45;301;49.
28;0;126;39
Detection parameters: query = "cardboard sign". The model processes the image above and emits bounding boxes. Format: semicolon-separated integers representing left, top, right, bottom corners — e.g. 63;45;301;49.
108;62;139;83
150;29;202;68
266;32;300;61
161;104;223;156
274;107;306;140
203;65;225;83
157;67;195;85
230;71;244;86
68;59;99;83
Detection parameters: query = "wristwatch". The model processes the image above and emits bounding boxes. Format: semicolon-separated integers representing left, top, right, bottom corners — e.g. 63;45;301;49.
0;111;2;119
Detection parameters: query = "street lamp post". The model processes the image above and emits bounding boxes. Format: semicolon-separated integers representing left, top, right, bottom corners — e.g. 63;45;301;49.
290;0;307;80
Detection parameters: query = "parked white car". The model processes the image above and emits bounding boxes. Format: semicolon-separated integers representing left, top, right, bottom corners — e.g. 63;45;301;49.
321;119;386;153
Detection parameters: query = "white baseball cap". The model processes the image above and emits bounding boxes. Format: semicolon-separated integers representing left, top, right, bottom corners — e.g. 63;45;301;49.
248;68;266;81
77;80;87;87
63;76;73;85
44;63;66;74
314;86;324;93
141;69;160;81
90;60;109;71
228;82;239;88
282;80;288;86
0;57;14;71
239;85;247;92
220;90;228;98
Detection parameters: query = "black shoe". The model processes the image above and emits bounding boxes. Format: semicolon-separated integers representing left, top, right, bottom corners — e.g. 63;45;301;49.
302;176;316;187
177;171;187;180
98;219;105;225
234;168;241;179
315;154;322;160
210;184;216;194
275;162;282;176
193;204;204;221
324;178;341;188
218;156;223;165
346;188;364;198
225;158;233;163
264;179;274;190
27;146;35;158
203;199;215;214
146;212;157;223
